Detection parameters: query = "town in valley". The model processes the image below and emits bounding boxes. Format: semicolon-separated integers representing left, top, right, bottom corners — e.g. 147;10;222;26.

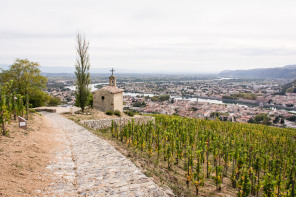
46;73;296;128
1;1;296;196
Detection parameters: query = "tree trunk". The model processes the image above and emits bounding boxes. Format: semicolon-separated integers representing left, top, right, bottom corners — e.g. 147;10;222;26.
207;151;209;178
1;111;5;136
13;96;16;121
26;94;29;120
257;169;260;197
277;168;281;197
292;178;295;197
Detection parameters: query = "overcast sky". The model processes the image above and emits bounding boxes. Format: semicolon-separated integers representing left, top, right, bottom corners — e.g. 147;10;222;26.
1;0;296;73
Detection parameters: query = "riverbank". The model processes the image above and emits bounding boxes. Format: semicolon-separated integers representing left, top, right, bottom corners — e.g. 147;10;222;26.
65;83;296;111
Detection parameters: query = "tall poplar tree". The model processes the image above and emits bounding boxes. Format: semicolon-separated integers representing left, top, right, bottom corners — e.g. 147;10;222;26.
75;33;91;112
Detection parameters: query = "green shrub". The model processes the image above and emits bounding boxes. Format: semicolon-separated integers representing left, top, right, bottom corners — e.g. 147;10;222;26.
105;110;114;116
114;110;121;117
287;115;296;122
47;96;61;106
29;90;50;107
125;110;135;117
222;93;257;100
150;95;170;102
132;101;146;107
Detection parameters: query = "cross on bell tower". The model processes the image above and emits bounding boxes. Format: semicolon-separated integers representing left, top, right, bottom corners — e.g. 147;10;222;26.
109;68;116;86
110;68;115;76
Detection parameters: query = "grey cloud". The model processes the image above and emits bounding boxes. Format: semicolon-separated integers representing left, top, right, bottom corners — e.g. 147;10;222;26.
1;0;296;72
238;48;296;56
0;31;73;39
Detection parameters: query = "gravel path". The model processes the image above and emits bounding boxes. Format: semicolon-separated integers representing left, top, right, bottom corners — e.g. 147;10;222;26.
42;112;171;197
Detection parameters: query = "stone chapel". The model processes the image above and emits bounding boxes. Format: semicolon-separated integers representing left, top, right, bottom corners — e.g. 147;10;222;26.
93;69;124;112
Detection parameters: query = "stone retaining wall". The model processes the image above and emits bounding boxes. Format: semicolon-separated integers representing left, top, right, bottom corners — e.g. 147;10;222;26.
81;116;155;130
35;108;57;113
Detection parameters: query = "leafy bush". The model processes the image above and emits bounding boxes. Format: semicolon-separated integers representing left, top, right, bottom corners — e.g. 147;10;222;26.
223;93;257;100
252;113;271;125
210;112;221;118
125;110;135;117
159;95;170;101
114;110;121;117
188;107;198;111
88;93;93;108
150;95;170;102
248;117;255;123
29;90;50;107
287;115;296;122
47;96;61;106
132;101;146;107
105;110;114;116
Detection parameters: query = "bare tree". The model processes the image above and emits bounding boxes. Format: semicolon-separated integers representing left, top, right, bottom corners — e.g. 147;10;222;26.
75;33;91;112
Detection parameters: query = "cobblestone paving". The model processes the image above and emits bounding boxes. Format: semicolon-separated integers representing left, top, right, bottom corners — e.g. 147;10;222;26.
42;112;172;197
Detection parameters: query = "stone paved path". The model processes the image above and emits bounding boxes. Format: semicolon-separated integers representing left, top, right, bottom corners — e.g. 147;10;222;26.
42;112;171;197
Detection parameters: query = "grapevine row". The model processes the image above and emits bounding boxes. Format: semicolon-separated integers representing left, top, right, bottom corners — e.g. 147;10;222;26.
110;115;296;196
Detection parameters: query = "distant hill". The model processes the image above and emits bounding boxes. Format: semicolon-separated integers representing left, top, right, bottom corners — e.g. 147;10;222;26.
280;79;296;94
219;65;296;79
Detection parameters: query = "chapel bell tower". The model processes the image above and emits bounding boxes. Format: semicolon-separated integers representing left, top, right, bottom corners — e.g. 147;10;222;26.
92;68;124;112
109;68;116;86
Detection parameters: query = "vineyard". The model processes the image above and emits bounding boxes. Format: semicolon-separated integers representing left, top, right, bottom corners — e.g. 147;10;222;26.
0;81;26;136
0;59;48;136
108;114;296;196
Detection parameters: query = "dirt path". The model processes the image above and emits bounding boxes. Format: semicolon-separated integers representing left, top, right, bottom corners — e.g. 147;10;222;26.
0;114;61;196
42;112;170;196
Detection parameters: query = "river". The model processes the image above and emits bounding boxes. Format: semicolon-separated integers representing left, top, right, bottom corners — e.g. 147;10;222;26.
65;83;108;91
122;92;224;104
65;83;242;106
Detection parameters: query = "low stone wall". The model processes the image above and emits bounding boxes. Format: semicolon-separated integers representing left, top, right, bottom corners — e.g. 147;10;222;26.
35;108;57;113
81;116;155;130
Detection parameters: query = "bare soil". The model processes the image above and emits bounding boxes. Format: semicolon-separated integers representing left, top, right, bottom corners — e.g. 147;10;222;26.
0;114;59;197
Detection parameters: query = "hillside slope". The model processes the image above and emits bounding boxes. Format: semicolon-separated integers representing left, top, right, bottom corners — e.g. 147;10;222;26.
280;79;296;94
219;65;296;79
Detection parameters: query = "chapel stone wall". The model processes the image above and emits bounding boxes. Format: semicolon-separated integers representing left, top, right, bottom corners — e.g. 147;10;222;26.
113;92;123;112
93;89;114;112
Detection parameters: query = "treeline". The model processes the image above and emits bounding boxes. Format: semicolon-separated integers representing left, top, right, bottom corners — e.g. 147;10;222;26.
150;94;170;102
248;113;286;125
278;79;296;95
0;59;61;135
0;59;61;109
131;95;171;107
222;93;257;100
286;115;296;122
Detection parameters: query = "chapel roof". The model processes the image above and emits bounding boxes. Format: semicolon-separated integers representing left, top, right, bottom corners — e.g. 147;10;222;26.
100;86;124;94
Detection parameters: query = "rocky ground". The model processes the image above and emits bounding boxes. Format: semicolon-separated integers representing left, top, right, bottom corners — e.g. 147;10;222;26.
42;112;171;196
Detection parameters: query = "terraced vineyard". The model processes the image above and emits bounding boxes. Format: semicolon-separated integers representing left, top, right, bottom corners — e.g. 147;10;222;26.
109;115;296;196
